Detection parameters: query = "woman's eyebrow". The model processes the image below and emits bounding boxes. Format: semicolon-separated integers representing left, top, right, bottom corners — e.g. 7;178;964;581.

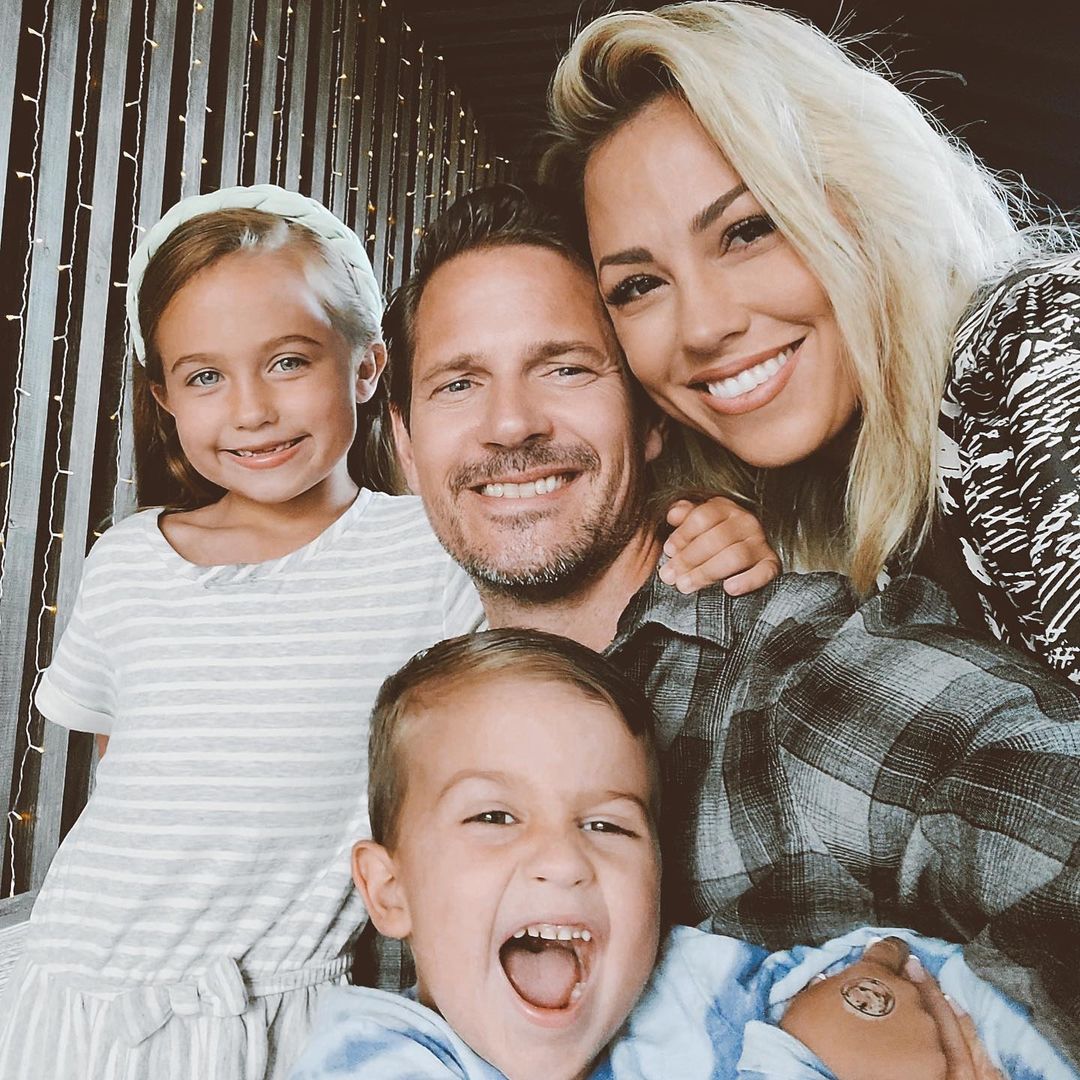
690;182;749;234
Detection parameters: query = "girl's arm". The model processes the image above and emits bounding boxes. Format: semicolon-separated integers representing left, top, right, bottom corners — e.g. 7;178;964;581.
659;497;781;596
96;734;109;759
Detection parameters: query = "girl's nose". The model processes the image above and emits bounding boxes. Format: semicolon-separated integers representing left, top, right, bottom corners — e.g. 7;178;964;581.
231;378;278;428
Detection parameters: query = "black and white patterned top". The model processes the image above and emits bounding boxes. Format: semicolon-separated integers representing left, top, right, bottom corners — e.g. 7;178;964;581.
935;254;1080;686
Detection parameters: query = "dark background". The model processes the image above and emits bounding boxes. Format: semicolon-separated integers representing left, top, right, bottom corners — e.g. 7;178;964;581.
403;0;1080;215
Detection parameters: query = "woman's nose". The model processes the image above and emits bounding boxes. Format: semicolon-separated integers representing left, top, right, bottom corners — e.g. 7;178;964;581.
677;270;751;356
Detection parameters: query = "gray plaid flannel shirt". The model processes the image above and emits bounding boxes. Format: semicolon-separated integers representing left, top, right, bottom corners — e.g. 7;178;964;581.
606;570;1080;1062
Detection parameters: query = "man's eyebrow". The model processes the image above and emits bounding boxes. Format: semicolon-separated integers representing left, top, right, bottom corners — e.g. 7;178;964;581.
690;183;749;234
527;339;610;363
596;183;750;274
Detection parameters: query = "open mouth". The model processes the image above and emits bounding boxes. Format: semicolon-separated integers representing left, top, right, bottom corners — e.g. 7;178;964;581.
499;922;595;1011
226;437;304;459
693;339;803;400
474;472;574;500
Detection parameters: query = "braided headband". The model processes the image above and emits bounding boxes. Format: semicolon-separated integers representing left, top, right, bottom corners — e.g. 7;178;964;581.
126;184;382;365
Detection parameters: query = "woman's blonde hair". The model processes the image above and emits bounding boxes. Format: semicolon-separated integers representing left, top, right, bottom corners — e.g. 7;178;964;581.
543;1;1064;587
134;209;383;509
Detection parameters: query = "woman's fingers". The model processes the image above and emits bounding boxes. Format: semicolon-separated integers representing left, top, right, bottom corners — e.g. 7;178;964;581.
954;1008;1006;1080
907;962;1003;1080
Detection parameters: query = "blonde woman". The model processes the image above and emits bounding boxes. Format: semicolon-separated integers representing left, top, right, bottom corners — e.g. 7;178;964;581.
542;1;1080;684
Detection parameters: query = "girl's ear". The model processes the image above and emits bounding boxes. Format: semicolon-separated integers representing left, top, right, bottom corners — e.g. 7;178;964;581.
352;840;411;940
150;381;174;417
355;343;387;404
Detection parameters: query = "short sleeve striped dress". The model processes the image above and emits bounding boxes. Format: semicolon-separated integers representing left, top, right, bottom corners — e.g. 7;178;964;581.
0;490;482;1080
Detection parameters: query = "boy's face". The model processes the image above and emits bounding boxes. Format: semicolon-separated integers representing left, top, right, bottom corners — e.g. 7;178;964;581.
355;673;661;1080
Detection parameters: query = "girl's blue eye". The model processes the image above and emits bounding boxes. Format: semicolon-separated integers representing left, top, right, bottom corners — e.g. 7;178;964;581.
605;274;664;308
724;214;776;251
188;370;221;388
273;355;308;373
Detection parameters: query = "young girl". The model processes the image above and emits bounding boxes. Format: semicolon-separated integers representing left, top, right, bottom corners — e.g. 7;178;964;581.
0;184;771;1079
0;185;485;1080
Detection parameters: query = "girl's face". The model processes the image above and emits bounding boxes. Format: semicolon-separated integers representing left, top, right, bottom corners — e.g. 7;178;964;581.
583;94;858;469
151;247;382;512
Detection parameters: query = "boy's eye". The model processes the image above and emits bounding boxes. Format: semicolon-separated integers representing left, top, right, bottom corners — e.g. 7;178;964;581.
187;369;221;388
272;354;308;373
582;820;638;838
466;810;517;826
722;214;776;252
604;273;664;308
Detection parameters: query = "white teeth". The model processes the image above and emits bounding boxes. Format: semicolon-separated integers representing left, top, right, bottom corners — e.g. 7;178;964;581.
232;440;295;457
705;346;794;400
514;922;592;941
480;474;565;499
569;983;583;1003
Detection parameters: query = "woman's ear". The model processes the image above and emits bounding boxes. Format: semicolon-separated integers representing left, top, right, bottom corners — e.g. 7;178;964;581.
352;840;411;940
355;343;388;404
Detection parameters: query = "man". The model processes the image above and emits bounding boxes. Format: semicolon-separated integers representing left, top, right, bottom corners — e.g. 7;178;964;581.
383;185;1080;1060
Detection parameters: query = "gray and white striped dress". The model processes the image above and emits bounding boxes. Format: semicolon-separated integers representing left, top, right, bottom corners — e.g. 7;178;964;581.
0;490;481;1080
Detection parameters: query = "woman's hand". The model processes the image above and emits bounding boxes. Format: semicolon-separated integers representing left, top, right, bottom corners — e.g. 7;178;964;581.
658;497;781;595
903;951;1005;1080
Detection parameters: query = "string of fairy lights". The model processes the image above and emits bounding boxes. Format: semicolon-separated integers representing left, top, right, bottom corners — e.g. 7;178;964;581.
2;0;52;893
1;0;509;900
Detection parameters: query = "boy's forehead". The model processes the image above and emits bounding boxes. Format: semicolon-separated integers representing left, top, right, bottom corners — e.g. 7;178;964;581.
398;672;652;800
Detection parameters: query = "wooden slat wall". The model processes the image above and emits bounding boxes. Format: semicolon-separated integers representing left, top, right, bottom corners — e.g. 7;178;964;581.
0;0;504;917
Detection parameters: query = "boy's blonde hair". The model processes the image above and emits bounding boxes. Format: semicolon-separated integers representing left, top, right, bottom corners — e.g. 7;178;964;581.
133;209;382;509
368;629;661;850
542;1;1065;588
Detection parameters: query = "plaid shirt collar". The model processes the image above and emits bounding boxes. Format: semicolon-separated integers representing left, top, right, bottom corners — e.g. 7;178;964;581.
609;570;735;656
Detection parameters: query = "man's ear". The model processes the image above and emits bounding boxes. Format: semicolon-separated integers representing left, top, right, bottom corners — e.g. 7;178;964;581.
390;406;421;493
352;840;412;940
643;414;666;465
355;343;387;404
150;381;174;417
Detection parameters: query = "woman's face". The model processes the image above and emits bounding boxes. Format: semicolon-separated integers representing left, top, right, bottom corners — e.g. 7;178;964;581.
584;94;858;468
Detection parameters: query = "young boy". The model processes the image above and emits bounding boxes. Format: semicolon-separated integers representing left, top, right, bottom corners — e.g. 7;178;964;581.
289;630;1075;1080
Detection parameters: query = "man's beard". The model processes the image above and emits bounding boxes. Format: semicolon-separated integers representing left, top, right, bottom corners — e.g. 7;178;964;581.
431;442;647;604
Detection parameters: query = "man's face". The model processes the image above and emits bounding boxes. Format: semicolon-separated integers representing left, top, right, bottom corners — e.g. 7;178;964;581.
357;673;661;1080
393;245;662;598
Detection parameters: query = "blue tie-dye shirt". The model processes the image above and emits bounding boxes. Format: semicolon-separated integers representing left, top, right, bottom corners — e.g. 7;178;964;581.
289;926;1076;1079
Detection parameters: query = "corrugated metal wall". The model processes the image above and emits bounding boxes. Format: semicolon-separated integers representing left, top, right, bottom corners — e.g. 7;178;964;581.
0;0;509;924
